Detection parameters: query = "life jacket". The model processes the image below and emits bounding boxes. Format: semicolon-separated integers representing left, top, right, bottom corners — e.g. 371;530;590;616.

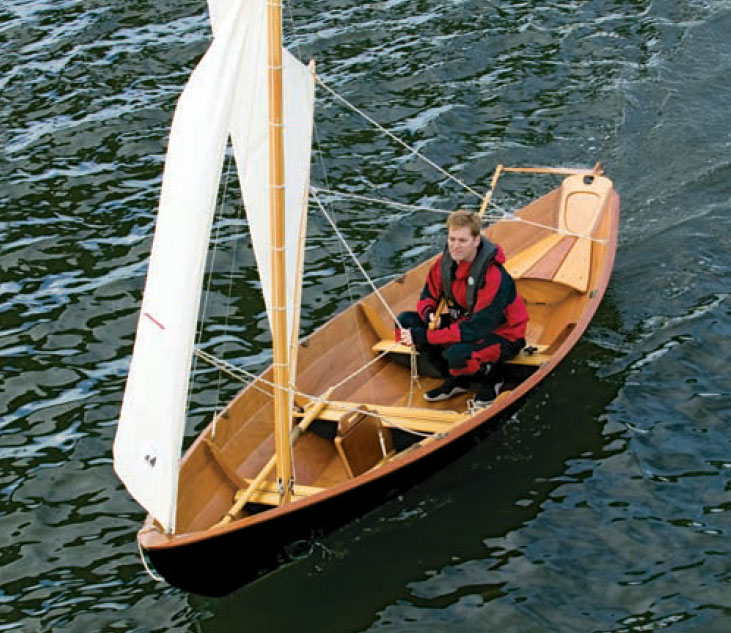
440;235;498;317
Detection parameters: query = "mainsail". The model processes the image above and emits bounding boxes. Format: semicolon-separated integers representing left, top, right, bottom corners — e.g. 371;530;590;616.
114;0;315;533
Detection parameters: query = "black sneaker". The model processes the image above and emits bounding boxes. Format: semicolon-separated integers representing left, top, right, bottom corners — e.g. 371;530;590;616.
473;377;505;407
423;377;470;402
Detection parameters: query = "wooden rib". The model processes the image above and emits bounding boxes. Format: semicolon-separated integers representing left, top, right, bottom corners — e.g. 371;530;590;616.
203;439;248;490
359;302;393;340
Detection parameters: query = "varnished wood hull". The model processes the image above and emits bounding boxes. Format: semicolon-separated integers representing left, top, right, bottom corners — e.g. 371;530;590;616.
139;170;620;596
145;411;509;596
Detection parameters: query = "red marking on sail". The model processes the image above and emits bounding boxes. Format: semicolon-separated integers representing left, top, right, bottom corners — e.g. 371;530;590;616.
144;312;166;330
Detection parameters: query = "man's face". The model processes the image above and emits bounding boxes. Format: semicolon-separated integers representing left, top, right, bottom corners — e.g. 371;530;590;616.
447;226;480;263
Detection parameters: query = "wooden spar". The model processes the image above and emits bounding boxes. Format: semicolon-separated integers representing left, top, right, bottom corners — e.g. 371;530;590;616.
267;0;292;503
479;164;504;219
428;164;504;331
501;166;601;176
213;388;334;528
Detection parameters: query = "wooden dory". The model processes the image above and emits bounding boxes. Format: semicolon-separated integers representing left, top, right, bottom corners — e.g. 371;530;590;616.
138;168;619;596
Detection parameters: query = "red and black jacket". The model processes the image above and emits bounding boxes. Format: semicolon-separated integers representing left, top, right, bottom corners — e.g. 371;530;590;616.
417;237;528;345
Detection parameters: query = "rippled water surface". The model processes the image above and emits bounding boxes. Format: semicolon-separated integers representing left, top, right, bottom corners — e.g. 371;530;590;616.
2;0;730;631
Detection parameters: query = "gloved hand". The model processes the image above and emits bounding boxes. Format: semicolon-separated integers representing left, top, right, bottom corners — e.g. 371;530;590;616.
423;309;442;330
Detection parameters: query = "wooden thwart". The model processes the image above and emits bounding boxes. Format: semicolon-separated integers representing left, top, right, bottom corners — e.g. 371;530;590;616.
370;339;551;366
295;399;465;434
234;479;324;506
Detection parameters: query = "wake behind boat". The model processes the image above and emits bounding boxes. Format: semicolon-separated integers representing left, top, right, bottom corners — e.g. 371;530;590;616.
114;0;619;596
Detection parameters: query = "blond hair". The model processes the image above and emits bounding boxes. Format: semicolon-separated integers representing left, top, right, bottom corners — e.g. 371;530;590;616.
446;210;481;237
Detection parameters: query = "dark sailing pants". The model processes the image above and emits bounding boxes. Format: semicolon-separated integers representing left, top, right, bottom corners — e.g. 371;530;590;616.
396;311;525;378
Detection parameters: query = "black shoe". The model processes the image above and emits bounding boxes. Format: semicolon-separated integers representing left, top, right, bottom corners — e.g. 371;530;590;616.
424;377;470;402
473;377;505;407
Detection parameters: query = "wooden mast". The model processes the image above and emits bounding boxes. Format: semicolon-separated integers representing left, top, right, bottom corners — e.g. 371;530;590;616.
267;0;293;503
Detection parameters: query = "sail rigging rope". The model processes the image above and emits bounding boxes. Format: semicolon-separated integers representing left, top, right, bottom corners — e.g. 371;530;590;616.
311;185;607;243
195;151;236;441
284;9;606;245
310;190;400;324
315;75;482;200
309;186;467;216
499;212;609;243
310;189;418;409
137;539;164;583
193;347;432;438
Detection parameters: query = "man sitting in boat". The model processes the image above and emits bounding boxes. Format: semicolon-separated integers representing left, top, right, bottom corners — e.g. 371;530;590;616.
397;210;528;406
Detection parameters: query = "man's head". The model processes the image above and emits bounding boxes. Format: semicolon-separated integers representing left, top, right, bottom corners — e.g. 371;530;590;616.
446;210;481;237
446;210;482;263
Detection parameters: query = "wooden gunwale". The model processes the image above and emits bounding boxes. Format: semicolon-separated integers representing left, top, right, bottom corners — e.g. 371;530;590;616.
139;178;620;566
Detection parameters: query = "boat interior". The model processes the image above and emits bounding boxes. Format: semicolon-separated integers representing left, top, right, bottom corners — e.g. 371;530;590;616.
166;172;616;536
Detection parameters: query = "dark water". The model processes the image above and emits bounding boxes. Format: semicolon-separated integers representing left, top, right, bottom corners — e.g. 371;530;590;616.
2;0;730;631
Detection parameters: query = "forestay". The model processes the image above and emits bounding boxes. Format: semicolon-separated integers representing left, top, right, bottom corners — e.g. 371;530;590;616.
114;0;315;533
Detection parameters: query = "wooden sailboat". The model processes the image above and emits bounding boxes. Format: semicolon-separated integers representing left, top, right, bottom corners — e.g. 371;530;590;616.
114;0;619;596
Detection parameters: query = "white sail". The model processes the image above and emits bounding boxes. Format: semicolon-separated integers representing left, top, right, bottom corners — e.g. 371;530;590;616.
114;0;267;533
115;0;315;533
217;7;315;353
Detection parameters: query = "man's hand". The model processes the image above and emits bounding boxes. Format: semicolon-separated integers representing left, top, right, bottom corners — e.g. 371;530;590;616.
401;326;427;347
400;328;414;347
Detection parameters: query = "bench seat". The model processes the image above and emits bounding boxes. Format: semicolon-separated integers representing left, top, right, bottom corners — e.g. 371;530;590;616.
371;339;550;366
